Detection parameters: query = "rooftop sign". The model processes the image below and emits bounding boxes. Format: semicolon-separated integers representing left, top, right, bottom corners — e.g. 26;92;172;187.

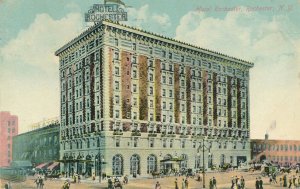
85;3;128;23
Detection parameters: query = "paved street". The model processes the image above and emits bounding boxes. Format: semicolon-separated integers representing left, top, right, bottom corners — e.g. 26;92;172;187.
6;170;300;189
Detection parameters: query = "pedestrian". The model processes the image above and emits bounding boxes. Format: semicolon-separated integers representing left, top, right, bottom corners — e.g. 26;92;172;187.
288;176;292;188
34;176;40;189
78;174;81;183
212;176;217;189
272;173;277;184
61;180;68;189
240;176;245;189
39;176;44;189
283;174;287;187
259;177;263;189
255;178;259;189
175;178;179;189
237;177;241;189
155;181;161;189
4;182;9;189
185;177;189;189
230;176;234;189
209;178;213;189
108;178;113;189
181;178;186;189
279;177;282;187
293;175;296;187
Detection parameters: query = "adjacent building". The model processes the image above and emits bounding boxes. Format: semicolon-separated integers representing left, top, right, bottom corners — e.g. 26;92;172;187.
0;111;18;167
251;134;300;166
12;118;60;167
55;20;254;177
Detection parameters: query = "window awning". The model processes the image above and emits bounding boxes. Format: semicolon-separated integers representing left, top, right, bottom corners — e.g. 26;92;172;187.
47;162;59;171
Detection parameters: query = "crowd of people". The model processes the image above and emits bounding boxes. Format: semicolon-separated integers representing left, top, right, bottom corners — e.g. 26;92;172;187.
174;177;189;189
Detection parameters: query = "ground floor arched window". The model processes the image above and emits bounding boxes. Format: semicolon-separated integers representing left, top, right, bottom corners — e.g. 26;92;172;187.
112;154;123;176
130;154;140;175
147;155;157;173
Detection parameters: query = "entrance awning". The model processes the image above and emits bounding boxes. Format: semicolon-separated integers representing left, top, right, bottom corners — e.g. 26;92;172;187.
47;162;59;171
160;158;184;163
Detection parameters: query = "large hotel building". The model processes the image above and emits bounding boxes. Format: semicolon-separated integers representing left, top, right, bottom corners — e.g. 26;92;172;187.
55;20;253;177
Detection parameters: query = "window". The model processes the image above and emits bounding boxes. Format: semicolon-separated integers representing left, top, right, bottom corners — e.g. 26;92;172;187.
133;70;137;78
162;89;166;97
169;77;173;85
115;110;120;118
163;139;167;148
169;103;173;110
133;137;138;147
115;96;120;104
115;138;120;147
150;113;154;121
115;81;120;90
170;139;173;148
149;73;153;81
115;67;119;75
162;50;166;58
169;90;173;97
130;154;140;174
149;100;153;108
181;140;186;148
114;52;119;59
147;155;157;174
114;38;119;46
162;76;166;83
112;155;123;175
149;139;154;148
133;84;137;92
149;87;153;95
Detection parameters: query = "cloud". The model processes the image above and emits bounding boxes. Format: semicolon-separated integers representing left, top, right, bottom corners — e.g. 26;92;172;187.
152;13;171;27
127;4;150;28
0;13;84;133
175;9;300;139
126;4;171;33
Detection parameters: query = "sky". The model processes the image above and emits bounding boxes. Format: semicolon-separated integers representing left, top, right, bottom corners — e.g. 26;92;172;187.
0;0;299;139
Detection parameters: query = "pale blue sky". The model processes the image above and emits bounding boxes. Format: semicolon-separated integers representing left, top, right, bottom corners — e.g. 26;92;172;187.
0;0;299;139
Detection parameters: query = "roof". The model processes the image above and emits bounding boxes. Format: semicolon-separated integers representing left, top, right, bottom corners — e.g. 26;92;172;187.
55;20;253;68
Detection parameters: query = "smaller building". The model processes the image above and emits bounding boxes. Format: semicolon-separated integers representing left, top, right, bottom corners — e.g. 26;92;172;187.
12;119;60;168
0;111;18;167
251;134;300;166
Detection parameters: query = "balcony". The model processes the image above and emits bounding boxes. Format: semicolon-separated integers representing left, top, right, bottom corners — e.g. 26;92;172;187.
131;130;141;136
148;133;157;137
113;130;123;135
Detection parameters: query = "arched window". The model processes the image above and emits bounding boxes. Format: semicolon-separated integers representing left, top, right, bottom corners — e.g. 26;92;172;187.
147;155;157;174
112;154;123;175
130;154;140;175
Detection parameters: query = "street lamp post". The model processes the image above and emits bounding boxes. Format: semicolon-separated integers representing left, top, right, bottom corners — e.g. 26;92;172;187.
96;156;104;183
197;138;211;189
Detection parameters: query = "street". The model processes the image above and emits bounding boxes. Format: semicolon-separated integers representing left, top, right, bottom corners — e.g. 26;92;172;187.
6;170;299;189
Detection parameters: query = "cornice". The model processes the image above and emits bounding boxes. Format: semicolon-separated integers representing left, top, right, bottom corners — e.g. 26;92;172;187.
55;20;254;68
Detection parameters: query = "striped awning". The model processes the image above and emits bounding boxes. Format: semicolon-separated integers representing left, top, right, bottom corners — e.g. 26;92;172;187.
36;163;48;169
47;162;59;171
